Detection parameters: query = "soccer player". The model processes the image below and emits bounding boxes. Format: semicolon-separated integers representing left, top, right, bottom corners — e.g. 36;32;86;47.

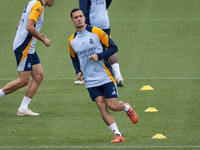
76;0;123;87
0;0;56;116
69;8;138;143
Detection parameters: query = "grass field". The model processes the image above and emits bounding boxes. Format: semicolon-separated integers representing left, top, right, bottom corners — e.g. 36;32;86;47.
0;0;200;149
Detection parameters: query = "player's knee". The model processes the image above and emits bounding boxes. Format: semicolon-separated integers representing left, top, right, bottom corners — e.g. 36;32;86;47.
108;104;118;112
38;73;44;82
118;101;124;105
19;78;29;87
35;73;44;83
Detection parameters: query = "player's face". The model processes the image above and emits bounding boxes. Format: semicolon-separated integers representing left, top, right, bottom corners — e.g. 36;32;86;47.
46;0;56;7
71;10;86;29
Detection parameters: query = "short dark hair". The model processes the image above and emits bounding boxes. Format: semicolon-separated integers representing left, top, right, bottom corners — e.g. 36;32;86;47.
70;8;82;19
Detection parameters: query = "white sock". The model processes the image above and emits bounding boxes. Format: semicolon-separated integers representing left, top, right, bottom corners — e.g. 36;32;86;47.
111;63;122;79
18;96;31;112
124;103;130;112
0;89;5;98
109;122;122;136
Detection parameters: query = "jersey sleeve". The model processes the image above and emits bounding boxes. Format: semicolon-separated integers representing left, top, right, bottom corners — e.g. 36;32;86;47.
79;0;91;24
106;0;112;9
28;1;43;23
92;27;118;60
69;34;82;75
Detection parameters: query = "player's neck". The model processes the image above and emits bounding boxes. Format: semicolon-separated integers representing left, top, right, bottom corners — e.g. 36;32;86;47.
76;24;86;33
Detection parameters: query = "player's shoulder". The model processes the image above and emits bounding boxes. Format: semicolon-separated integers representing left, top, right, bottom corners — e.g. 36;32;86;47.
88;25;101;32
69;32;77;42
32;0;43;6
92;26;102;32
85;25;104;36
90;26;107;40
27;0;43;11
33;0;44;9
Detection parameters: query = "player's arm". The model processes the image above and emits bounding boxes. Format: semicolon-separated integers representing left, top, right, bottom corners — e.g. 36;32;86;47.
97;38;118;60
106;0;112;9
89;38;117;62
94;28;118;60
70;53;82;75
79;0;90;24
89;27;117;62
69;38;82;75
27;2;50;47
26;19;50;47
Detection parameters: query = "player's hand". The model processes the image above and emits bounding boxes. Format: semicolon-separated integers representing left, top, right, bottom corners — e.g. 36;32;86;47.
41;34;50;47
43;38;50;47
88;54;98;62
77;72;83;81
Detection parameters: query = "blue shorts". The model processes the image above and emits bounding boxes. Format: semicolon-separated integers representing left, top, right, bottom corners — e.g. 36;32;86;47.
14;51;40;71
87;81;118;101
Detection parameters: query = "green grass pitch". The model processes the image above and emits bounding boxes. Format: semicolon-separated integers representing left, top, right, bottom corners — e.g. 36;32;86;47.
0;0;200;149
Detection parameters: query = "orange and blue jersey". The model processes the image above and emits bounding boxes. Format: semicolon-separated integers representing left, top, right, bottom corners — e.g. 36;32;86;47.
13;0;44;55
69;25;118;88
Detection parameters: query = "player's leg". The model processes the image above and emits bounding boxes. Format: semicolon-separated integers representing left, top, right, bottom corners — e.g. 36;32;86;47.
17;52;42;116
105;98;138;124
105;98;125;112
87;85;124;142
0;51;33;97
108;54;123;87
25;63;43;99
104;28;123;87
95;96;115;126
102;81;125;112
94;96;124;143
103;81;138;124
0;71;31;96
0;51;41;116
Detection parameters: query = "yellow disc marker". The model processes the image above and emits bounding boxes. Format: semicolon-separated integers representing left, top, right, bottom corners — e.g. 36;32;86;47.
140;85;154;90
145;107;158;112
152;134;167;139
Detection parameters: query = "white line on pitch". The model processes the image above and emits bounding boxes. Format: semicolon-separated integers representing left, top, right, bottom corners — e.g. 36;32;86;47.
0;77;200;80
0;146;200;149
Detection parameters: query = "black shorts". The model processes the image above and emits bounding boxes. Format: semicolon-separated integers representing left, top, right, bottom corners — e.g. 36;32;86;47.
14;51;40;71
87;81;118;101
